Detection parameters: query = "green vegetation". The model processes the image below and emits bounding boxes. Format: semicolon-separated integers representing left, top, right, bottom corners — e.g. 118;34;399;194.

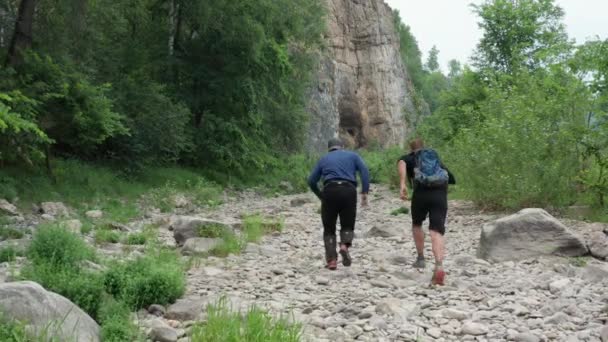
104;249;185;309
94;229;122;244
98;298;142;342
242;214;284;243
0;246;23;263
414;0;608;217
390;207;410;216
191;298;302;342
0;315;30;342
124;232;148;246
0;226;24;240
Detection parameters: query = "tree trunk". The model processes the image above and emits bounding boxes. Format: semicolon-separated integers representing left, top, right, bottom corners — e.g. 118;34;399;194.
5;0;36;67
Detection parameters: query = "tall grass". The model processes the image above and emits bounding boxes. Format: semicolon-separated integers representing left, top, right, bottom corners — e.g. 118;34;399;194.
191;298;302;342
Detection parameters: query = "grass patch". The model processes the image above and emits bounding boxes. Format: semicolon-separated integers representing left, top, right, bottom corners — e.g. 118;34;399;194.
242;215;284;243
210;230;245;257
390;207;410;216
124;232;147;245
569;256;588;267
191;298;302;342
197;223;227;238
98;298;142;342
0;315;30;342
104;249;185;309
94;229;122;244
0;246;23;263
0;226;24;240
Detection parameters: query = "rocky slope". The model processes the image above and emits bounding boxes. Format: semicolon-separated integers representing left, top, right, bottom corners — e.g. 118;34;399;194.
306;0;419;152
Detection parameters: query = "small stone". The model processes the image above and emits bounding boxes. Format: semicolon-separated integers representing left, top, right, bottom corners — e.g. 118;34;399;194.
41;214;55;221
358;312;373;319
369;316;387;330
272;268;285;275
40;202;69;217
290;198;312;207
460;321;488;335
370;280;391;288
549;278;571;294
316;276;329;285
544;312;569;325
150;325;178;342
442;308;469;321
85;210;103;219
427;327;442;338
344;324;363;338
514;332;540;342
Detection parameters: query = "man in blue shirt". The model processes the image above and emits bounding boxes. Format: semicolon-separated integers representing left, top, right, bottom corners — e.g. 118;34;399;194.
308;138;370;270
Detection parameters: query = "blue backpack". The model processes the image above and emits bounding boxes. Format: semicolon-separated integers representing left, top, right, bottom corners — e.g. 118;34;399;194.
413;148;449;187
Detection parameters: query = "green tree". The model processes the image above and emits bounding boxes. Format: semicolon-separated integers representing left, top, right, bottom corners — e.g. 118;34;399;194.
472;0;571;74
425;45;440;72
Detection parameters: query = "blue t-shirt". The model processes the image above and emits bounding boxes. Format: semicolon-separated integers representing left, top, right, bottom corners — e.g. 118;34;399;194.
307;150;370;198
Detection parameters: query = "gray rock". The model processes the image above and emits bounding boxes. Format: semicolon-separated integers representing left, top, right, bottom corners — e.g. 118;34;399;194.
427;327;442;338
166;298;206;321
0;281;100;341
147;318;178;342
478;208;588;262
181;238;222;255
366;225;402;238
600;325;608;342
514;332;540;342
549;278;571;294
0;199;19;216
369;316;388;330
41;213;55;221
169;216;234;246
290;197;311;207
39;202;69;217
148;304;167;317
316;276;330;285
589;231;608;260
581;264;608;283
544;312;570;325
460;321;488;335
375;298;418;322
442;308;469;321
85;210;103;219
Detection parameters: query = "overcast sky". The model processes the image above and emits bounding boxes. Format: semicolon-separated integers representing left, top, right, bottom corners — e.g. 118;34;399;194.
384;0;608;72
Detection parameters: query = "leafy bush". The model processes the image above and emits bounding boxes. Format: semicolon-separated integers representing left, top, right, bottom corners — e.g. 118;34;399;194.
191;298;302;342
22;263;105;320
104;250;185;309
98;298;141;342
27;224;94;267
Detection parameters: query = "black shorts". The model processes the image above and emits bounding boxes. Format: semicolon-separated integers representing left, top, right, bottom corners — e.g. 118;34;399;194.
411;188;448;235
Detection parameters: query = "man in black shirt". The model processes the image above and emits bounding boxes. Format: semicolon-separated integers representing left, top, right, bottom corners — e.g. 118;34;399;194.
397;138;453;286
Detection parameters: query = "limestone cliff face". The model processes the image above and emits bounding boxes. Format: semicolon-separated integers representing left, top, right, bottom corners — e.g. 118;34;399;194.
306;0;418;152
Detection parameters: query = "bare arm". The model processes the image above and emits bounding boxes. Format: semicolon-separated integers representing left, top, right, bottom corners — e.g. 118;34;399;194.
398;160;409;200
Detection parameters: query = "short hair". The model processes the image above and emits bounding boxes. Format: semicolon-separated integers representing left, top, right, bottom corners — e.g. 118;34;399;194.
409;138;424;151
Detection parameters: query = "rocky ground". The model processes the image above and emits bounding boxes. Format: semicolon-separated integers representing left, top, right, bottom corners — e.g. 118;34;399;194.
2;185;608;342
151;185;608;342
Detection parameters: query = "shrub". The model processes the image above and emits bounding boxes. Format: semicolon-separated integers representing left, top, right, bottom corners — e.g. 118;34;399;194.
98;298;141;342
104;250;185;309
191;298;302;342
27;224;94;267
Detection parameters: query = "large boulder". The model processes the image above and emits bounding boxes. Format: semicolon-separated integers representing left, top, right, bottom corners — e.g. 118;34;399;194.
0;281;100;341
169;216;233;246
478;208;588;262
588;231;608;260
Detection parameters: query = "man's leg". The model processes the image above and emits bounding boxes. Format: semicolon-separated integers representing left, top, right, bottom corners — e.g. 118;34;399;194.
338;186;357;266
321;188;339;269
412;224;426;268
410;192;427;268
429;190;448;285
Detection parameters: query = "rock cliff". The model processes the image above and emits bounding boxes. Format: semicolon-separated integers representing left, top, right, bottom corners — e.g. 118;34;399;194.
307;0;419;152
